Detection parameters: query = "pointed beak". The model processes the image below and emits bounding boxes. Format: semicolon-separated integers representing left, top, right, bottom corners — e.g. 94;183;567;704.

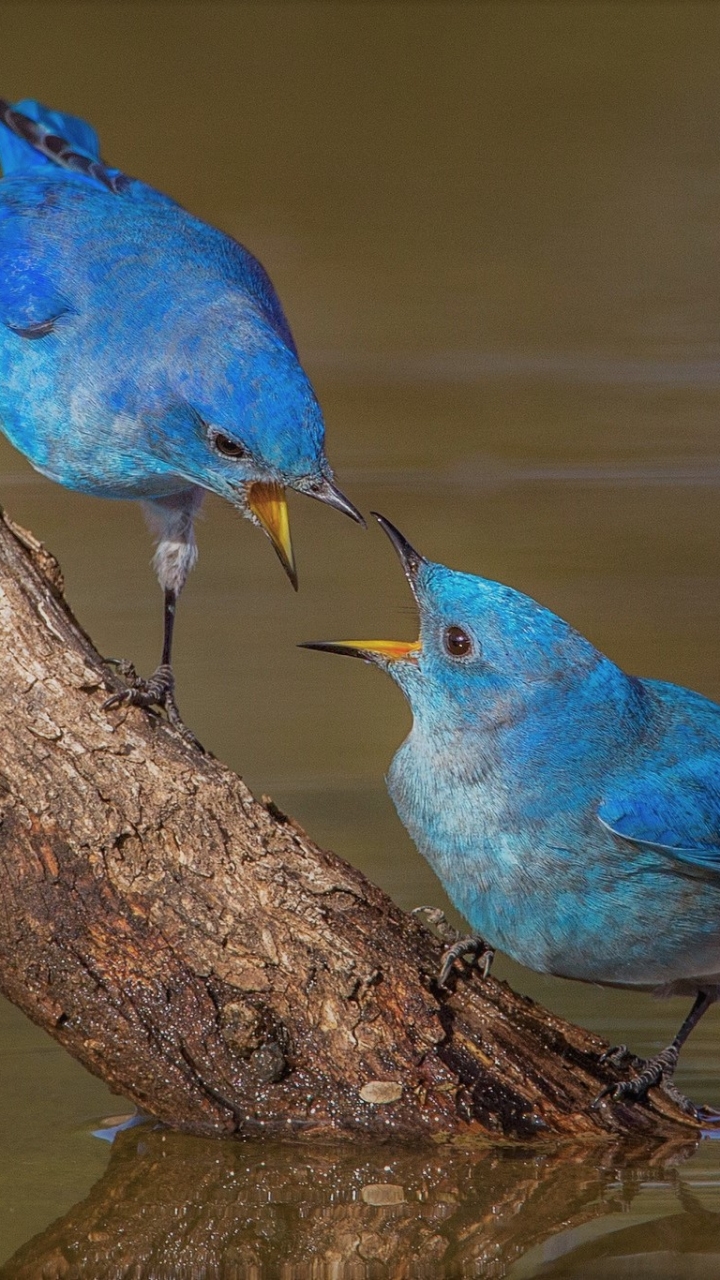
300;513;427;665
299;639;420;664
247;481;298;590
306;477;366;527
371;512;426;596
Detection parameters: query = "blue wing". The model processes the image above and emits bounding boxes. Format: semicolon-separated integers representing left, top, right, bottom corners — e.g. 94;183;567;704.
598;757;720;874
0;98;127;193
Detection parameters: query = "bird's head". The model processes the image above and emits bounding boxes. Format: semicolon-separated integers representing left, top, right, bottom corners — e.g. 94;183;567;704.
301;514;607;730
154;296;363;588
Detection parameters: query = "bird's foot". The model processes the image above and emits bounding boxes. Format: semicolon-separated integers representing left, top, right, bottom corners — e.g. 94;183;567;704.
103;661;202;751
412;909;494;987
592;1044;680;1109
593;1045;720;1123
439;934;495;987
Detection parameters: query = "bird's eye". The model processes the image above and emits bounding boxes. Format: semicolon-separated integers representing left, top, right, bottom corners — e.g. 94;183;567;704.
444;625;472;657
211;431;246;459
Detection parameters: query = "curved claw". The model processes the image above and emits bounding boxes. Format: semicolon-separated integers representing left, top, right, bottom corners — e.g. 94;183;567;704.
101;663;202;751
439;935;495;988
590;1082;617;1111
103;687;136;712
591;1045;683;1112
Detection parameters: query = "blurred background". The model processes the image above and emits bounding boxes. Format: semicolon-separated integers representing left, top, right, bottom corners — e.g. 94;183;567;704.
1;2;720;1275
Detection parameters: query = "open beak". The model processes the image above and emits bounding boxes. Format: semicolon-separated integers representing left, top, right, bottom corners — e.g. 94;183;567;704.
247;481;297;590
300;512;425;664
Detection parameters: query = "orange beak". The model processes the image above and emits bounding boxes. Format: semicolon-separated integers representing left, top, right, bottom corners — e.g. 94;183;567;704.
247;481;297;590
299;638;421;664
300;513;426;665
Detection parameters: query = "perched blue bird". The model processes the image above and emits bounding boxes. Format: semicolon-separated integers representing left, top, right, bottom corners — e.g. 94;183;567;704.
303;515;720;1115
0;98;362;738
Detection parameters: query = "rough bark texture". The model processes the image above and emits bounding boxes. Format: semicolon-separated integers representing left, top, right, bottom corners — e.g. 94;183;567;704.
0;508;702;1141
0;1129;699;1279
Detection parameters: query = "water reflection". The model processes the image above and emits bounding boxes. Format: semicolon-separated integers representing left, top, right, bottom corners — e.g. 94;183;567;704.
1;1129;713;1280
0;0;719;1271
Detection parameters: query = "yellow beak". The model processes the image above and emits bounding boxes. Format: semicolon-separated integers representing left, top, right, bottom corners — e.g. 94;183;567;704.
299;638;421;663
247;481;297;590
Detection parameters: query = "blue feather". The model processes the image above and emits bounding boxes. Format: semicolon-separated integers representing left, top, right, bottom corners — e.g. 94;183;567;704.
598;758;720;873
0;97;360;733
308;525;720;1002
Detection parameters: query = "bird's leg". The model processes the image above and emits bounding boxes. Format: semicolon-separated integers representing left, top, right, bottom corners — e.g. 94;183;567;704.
102;489;204;750
412;907;495;987
593;989;719;1118
104;590;200;749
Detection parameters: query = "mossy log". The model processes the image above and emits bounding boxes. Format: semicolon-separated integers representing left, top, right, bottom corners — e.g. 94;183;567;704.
0;509;700;1141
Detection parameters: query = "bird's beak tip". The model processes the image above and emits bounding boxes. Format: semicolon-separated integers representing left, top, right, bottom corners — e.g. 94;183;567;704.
370;512;426;587
310;479;366;526
247;481;298;589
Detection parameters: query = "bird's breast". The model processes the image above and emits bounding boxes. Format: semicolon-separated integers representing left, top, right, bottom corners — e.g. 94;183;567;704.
387;731;720;987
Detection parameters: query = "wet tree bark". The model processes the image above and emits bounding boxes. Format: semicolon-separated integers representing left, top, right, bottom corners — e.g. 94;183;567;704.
0;509;701;1141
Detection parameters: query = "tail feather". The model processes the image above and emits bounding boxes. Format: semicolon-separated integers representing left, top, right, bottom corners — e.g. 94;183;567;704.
0;98;126;193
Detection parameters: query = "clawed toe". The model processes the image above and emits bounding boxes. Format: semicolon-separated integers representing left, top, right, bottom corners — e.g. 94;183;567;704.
102;662;202;750
598;1044;634;1070
595;1073;712;1122
658;1078;715;1120
103;661;174;712
592;1045;685;1111
412;906;458;944
439;935;495;988
596;1063;664;1107
411;908;494;985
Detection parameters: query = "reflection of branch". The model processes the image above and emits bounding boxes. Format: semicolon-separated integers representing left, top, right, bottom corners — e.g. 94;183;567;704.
0;1130;699;1280
0;508;701;1140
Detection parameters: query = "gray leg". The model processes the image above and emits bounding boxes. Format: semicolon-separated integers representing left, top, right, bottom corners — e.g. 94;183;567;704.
102;490;204;750
593;989;720;1119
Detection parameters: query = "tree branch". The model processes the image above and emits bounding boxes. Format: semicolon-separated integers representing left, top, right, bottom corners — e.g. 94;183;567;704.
0;509;700;1141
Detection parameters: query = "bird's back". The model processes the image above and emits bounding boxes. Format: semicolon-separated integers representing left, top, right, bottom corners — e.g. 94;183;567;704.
0;99;300;494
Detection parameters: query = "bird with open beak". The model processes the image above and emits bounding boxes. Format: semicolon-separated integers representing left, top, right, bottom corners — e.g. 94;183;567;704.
303;513;720;1119
0;97;363;742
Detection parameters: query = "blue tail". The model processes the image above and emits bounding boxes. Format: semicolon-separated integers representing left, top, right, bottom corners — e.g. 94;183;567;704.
0;98;124;192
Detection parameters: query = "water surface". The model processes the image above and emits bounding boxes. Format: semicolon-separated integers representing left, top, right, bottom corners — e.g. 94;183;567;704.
0;1;720;1273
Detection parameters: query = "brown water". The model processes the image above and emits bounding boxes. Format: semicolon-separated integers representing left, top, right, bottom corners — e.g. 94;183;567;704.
1;1;720;1274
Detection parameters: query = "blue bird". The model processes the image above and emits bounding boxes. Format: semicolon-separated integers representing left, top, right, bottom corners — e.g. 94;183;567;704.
0;98;362;739
303;514;720;1116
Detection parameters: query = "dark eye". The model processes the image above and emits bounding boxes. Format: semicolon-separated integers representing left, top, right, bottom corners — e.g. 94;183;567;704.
211;431;246;459
444;625;472;657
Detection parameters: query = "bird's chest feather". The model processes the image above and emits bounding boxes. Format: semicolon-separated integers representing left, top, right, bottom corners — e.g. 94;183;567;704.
388;728;554;932
387;723;636;977
388;724;720;985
